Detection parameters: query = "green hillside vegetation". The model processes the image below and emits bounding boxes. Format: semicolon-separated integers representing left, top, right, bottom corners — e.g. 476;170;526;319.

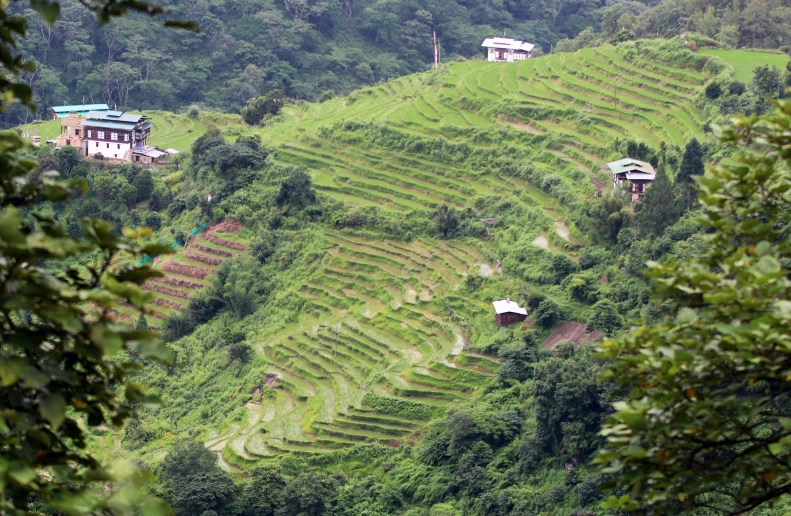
26;38;791;514
19;110;240;153
699;48;790;82
50;40;741;514
5;0;788;131
38;42;727;465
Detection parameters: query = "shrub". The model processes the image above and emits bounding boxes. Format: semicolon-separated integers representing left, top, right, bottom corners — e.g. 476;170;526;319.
241;89;285;125
728;81;746;96
704;82;722;99
587;299;623;335
535;299;562;328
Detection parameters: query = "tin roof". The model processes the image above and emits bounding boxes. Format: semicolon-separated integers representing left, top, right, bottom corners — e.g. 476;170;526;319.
607;157;656;175
80;120;137;130
493;299;528;315
83;110;147;123
51;104;109;113
481;37;535;52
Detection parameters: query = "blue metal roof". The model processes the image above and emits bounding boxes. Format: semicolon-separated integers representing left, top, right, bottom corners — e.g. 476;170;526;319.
83;110;146;123
52;103;109;112
80;120;137;130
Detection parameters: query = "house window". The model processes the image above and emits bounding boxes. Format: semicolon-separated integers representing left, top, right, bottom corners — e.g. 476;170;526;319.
87;130;92;138
135;156;140;162
97;131;105;139
75;129;80;136
106;143;109;148
123;133;129;142
111;132;118;141
117;144;120;149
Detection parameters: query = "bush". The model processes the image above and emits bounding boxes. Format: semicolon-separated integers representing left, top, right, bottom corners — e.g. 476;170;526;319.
587;299;623;335
704;82;722;99
241;89;285;125
535;299;562;328
728;81;746;96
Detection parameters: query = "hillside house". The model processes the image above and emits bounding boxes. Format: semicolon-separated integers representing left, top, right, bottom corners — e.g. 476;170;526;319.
493;298;528;327
55;113;87;150
481;37;534;62
80;110;152;161
608;157;656;203
51;103;109;119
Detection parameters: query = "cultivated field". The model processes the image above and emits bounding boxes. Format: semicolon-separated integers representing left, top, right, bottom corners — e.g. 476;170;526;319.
206;231;501;463
254;44;710;228
699;49;789;82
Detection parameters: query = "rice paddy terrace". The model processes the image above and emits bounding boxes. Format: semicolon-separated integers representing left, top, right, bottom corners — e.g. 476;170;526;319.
257;43;710;224
113;221;248;330
182;45;715;466
206;230;501;466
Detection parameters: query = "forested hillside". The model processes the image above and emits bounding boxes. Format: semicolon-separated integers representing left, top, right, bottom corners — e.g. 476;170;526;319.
14;39;782;515
6;0;791;127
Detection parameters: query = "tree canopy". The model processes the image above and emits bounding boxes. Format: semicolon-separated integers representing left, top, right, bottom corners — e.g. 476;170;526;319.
597;99;791;513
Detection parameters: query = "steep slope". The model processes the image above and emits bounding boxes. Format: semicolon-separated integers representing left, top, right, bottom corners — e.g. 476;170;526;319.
158;44;714;465
66;43;719;469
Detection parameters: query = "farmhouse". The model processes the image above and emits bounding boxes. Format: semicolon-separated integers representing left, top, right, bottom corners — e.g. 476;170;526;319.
80;110;152;161
608;157;656;204
481;37;534;62
493;298;528;327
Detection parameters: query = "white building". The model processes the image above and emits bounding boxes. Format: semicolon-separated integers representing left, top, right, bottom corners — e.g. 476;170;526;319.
80;110;151;161
481;37;535;62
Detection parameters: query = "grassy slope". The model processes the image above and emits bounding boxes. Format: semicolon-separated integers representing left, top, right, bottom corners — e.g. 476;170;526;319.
699;49;790;82
85;43;715;468
17;110;226;153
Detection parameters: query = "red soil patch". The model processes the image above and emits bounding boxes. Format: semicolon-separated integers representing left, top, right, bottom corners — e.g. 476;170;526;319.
161;259;212;279
153;275;203;290
153;297;183;310
184;249;224;266
192;242;235;257
541;321;605;349
590;177;607;190
204;232;246;251
143;282;191;299
264;373;280;388
210;220;242;234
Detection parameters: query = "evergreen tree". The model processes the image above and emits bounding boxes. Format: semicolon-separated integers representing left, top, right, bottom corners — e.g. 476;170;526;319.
636;167;679;237
136;314;148;330
678;138;705;183
677;138;705;210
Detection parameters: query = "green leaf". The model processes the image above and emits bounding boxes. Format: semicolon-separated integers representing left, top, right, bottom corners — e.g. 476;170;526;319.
755;256;781;275
40;394;66;430
30;0;60;25
0;207;25;244
0;358;28;387
8;465;37;486
755;241;771;256
676;308;698;325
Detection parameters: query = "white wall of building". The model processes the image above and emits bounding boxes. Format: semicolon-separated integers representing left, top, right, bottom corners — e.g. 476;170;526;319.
86;140;132;160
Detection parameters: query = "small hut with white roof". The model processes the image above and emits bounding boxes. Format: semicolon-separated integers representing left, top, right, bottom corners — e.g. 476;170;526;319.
493;298;528;327
481;37;535;62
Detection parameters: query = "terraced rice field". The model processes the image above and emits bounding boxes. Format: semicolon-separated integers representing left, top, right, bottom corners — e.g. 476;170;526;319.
255;44;709;228
112;221;246;330
208;232;500;462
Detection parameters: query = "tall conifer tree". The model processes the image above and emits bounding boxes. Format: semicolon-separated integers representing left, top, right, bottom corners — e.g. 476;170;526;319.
636;167;679;237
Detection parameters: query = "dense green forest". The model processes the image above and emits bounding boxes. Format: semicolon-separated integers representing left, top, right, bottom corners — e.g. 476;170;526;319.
6;0;791;127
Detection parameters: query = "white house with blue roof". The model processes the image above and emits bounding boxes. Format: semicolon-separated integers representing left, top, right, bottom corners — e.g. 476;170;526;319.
80;110;152;161
608;157;656;203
